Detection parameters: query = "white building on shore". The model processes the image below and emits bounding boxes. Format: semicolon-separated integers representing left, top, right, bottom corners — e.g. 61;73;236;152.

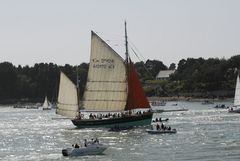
156;70;175;80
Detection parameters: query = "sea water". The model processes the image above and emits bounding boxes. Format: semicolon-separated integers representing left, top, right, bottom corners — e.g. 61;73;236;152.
0;101;239;161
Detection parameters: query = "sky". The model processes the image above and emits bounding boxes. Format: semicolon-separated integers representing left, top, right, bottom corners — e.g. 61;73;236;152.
0;0;240;67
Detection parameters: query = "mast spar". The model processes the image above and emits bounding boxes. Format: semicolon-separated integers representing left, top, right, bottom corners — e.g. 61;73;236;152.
76;66;80;111
125;21;129;63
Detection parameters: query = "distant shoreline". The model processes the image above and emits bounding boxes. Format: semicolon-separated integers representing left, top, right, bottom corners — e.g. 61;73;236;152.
148;96;233;102
0;96;233;105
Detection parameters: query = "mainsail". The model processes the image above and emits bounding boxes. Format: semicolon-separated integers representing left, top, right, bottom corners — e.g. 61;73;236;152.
234;74;240;107
82;32;127;112
57;72;79;118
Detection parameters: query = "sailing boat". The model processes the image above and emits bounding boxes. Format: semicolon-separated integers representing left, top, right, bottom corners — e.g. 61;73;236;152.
56;72;79;118
57;22;153;128
229;74;240;113
42;96;52;110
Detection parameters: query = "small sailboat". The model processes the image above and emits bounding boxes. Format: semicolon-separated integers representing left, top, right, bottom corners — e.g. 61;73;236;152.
56;72;79;118
42;96;52;110
146;123;177;134
56;22;153;128
229;74;240;113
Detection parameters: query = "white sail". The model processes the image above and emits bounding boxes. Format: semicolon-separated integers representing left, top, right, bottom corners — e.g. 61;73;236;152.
234;74;240;107
42;96;49;108
82;31;127;111
57;72;79;118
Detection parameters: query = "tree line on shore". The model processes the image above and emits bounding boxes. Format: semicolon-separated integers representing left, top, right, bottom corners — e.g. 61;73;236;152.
0;55;240;103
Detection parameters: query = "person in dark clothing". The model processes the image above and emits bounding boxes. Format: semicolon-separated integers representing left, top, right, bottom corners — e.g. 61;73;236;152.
84;139;87;147
74;144;79;148
161;123;164;129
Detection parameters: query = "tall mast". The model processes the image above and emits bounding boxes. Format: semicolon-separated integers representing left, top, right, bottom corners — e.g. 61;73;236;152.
76;66;80;111
124;21;130;111
125;21;129;63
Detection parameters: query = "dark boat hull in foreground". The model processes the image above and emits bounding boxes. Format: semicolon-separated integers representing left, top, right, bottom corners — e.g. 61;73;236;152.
72;113;153;128
146;129;177;134
228;108;240;113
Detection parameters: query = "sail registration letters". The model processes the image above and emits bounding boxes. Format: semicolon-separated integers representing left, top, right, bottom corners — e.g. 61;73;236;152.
92;58;115;69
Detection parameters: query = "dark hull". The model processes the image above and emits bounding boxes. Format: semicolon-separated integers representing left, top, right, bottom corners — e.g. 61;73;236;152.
71;113;153;128
228;107;240;113
146;129;177;134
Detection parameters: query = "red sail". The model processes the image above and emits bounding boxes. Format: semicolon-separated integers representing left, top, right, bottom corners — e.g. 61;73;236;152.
125;60;150;110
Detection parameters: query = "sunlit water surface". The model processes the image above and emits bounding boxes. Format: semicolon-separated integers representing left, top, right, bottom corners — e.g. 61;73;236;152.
0;101;240;161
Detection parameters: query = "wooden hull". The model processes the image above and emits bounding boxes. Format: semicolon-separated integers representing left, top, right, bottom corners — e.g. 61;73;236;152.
71;113;153;128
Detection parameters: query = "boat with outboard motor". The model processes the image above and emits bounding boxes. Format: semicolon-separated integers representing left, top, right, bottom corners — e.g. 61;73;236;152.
229;107;240;113
62;139;107;157
146;123;177;134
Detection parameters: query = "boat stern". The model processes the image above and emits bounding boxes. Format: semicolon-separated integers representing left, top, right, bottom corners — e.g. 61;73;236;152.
62;148;72;156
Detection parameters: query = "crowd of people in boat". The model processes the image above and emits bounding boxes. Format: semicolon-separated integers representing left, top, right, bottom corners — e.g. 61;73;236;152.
152;117;169;122
214;104;229;109
229;107;234;111
77;110;151;120
152;123;172;131
72;138;99;148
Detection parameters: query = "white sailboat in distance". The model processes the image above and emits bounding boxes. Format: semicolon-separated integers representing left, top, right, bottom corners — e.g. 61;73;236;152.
42;96;52;110
229;74;240;113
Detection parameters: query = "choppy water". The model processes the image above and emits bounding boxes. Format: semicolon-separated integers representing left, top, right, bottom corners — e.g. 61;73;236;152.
0;101;240;161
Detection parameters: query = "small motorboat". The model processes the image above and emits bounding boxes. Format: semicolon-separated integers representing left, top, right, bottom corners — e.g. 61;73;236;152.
62;140;107;157
152;118;169;123
228;107;240;113
147;123;176;134
146;128;177;134
214;104;228;109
